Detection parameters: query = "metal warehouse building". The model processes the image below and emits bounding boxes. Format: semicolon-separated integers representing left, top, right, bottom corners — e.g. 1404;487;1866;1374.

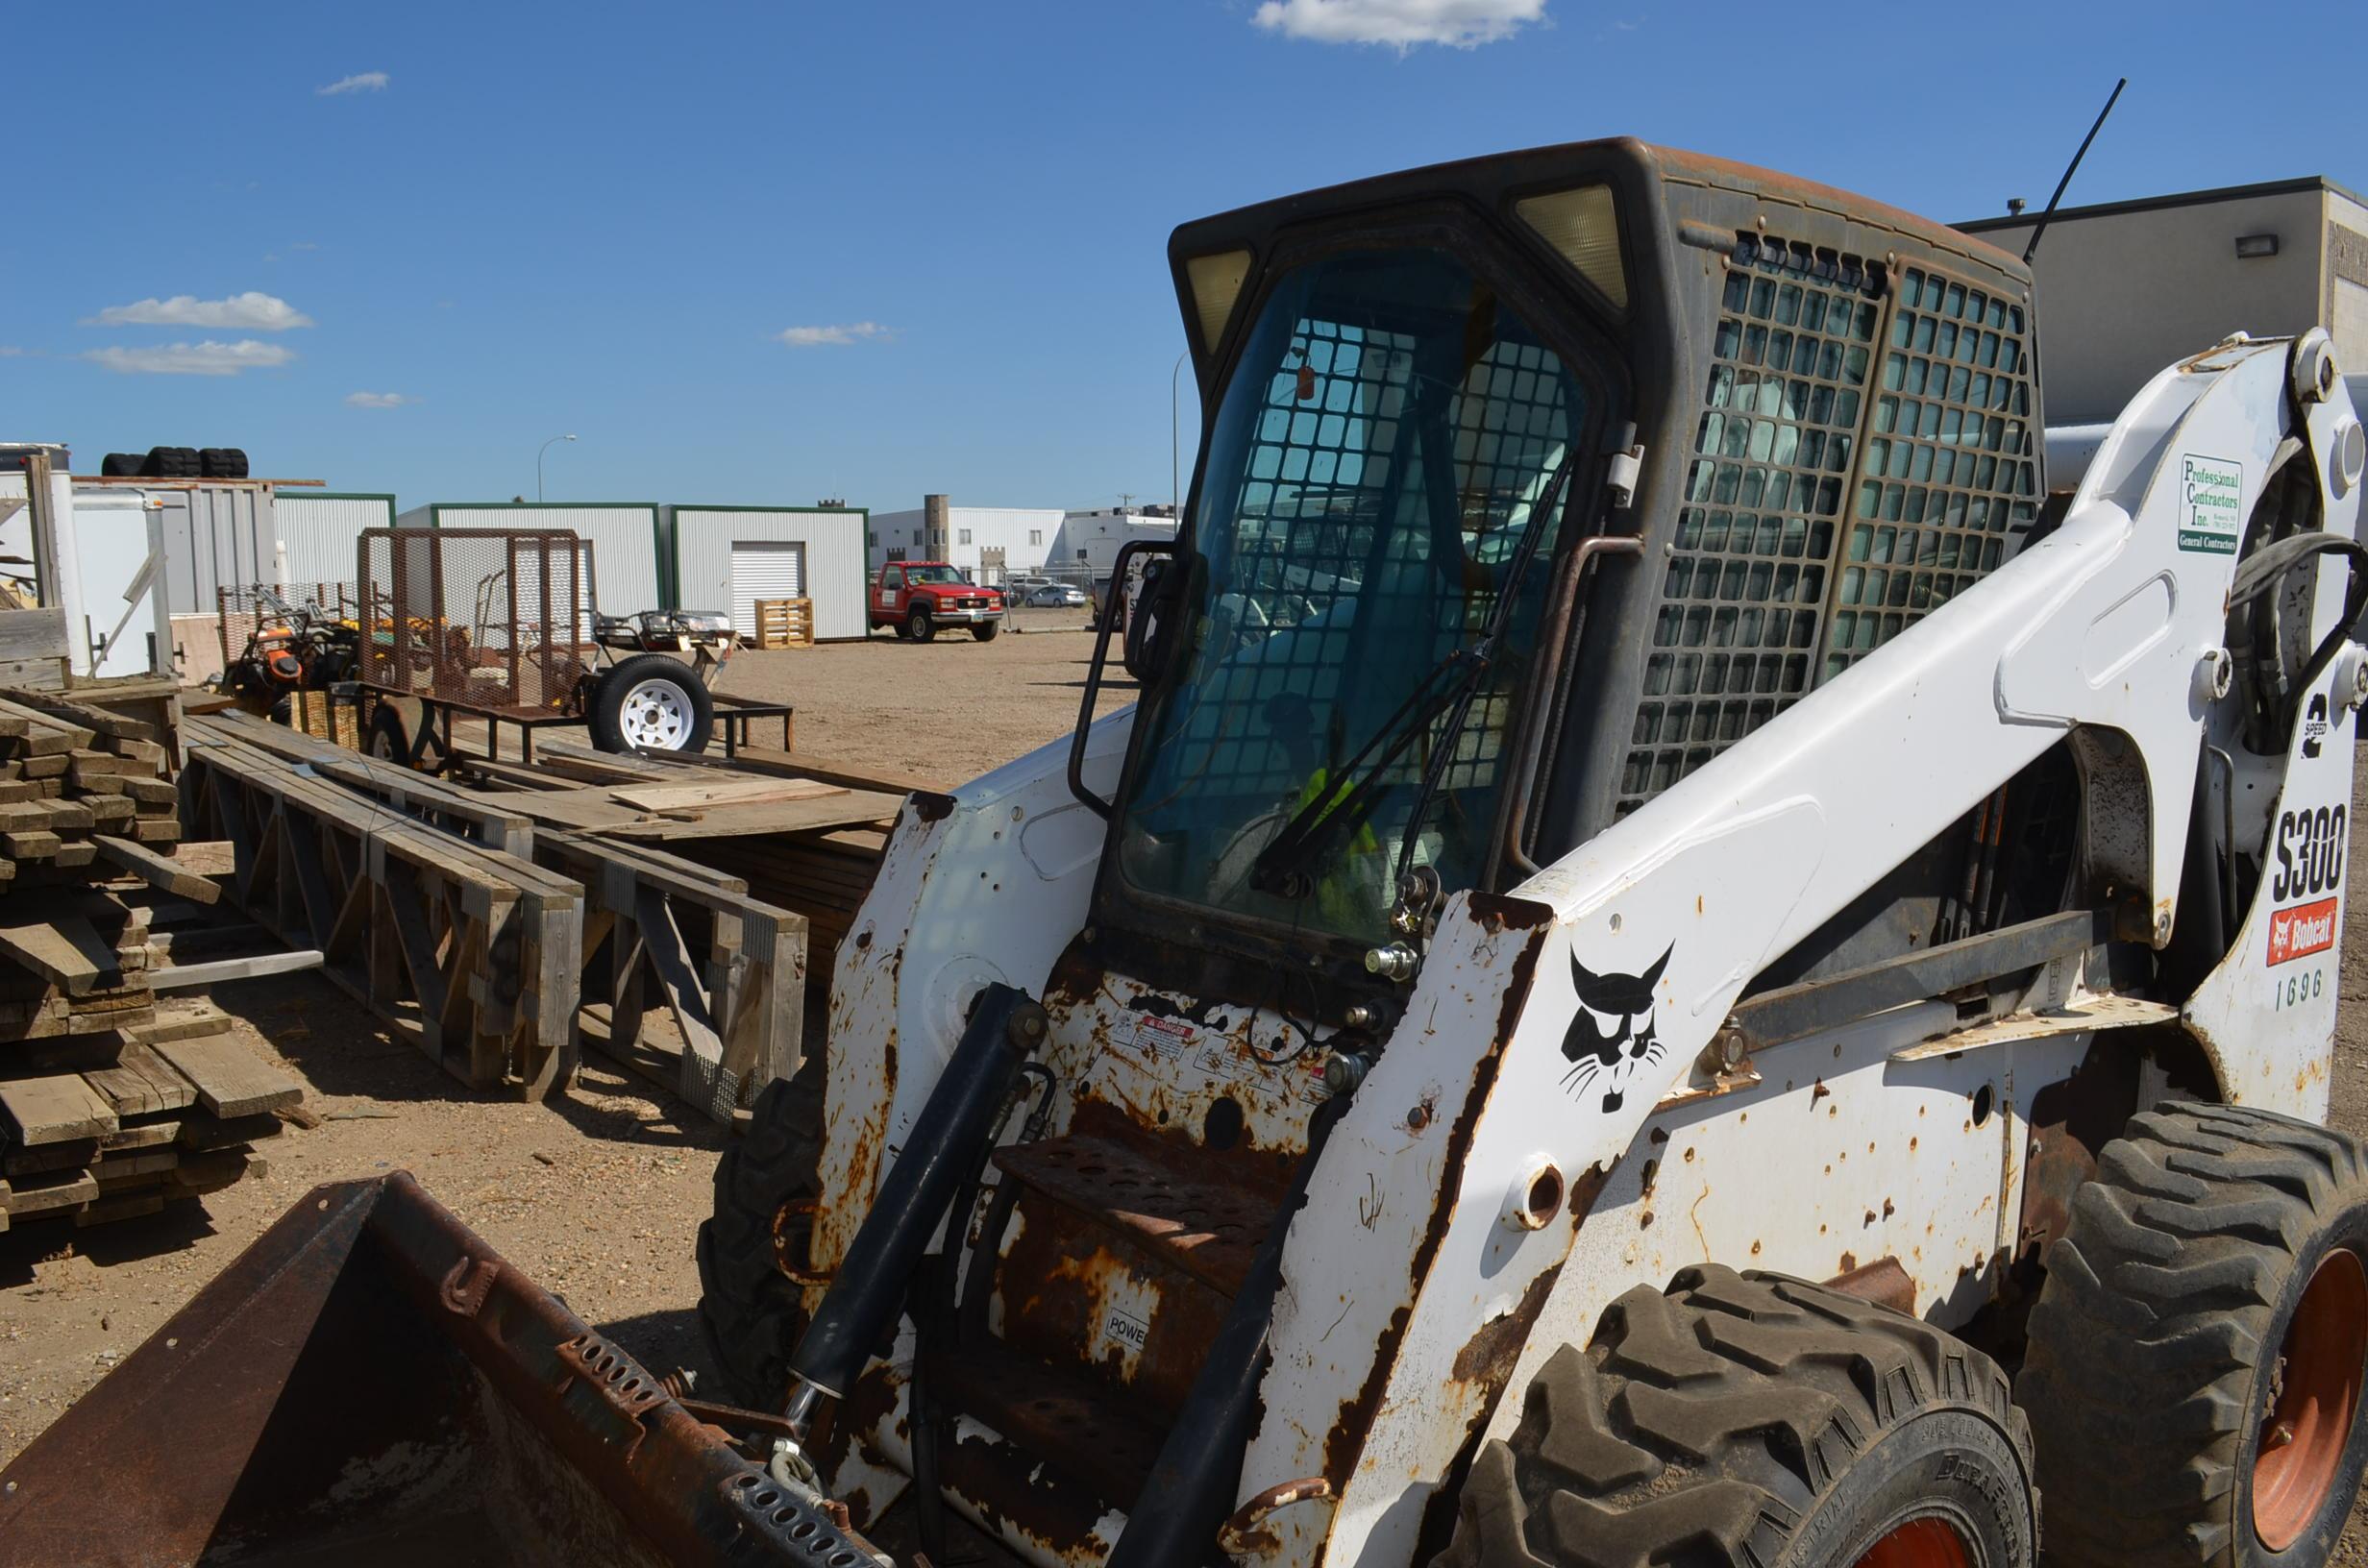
396;502;667;619
668;505;869;642
276;490;395;587
1958;175;2368;423
868;496;1066;578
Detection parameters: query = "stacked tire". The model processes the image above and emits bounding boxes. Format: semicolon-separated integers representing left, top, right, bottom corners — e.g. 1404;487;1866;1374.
97;447;250;479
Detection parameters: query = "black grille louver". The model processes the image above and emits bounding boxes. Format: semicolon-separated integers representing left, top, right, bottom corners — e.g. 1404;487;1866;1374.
1616;235;2040;815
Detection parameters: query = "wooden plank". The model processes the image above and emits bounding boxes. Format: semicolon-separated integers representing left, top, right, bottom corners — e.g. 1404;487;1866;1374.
6;689;159;744
147;949;324;991
1;1165;97;1215
4;1138;97;1175
98;1120;181;1151
150;1032;304;1117
0;696;91;749
603;791;904;841
127;1002;235;1045
0;1073;118;1144
178;1110;284;1151
0;911;117;993
84;1041;201;1116
607;776;845;813
91;835;218;902
0;609;70;667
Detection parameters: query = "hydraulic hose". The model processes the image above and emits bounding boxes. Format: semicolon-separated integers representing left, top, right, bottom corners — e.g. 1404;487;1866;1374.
785;983;1044;1404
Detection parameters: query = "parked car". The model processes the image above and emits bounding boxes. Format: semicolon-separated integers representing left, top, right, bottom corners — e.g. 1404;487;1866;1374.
870;562;1005;642
999;574;1057;600
1026;582;1090;608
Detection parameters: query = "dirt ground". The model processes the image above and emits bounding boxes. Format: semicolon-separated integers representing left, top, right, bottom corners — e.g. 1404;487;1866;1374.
4;622;2368;1560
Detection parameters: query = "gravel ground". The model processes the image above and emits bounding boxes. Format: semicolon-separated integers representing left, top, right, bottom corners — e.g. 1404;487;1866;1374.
3;632;2367;1559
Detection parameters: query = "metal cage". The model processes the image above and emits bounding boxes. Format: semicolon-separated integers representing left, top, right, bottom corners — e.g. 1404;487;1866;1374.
356;527;601;718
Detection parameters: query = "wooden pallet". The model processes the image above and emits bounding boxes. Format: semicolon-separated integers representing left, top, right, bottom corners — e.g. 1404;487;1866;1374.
179;725;582;1099
750;598;815;649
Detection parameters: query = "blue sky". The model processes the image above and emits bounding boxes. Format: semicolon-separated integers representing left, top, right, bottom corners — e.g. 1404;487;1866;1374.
5;0;2362;515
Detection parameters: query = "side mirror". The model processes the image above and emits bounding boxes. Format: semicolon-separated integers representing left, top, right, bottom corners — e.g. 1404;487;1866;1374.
1122;557;1180;684
1069;538;1176;819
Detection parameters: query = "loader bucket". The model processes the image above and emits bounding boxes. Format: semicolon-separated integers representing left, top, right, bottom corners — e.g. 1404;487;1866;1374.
0;1172;879;1568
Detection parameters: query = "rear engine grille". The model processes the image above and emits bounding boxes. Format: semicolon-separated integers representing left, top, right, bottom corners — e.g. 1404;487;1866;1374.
1616;236;2037;816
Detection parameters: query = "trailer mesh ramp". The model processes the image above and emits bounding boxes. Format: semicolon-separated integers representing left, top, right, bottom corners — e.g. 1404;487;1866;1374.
357;527;597;718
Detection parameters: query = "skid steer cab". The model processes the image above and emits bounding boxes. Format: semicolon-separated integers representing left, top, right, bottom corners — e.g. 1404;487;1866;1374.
702;140;2368;1568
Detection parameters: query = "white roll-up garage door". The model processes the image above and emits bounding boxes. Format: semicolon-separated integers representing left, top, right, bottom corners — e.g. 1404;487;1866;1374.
728;540;804;640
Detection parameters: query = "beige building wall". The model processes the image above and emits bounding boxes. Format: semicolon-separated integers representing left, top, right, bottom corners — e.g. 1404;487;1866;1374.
2330;188;2368;378
1962;184;2337;424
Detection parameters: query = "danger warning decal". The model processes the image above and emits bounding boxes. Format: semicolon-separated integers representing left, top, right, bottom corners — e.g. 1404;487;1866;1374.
2269;898;2339;966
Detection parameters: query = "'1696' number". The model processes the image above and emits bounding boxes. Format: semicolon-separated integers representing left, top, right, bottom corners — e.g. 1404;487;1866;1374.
2273;806;2348;900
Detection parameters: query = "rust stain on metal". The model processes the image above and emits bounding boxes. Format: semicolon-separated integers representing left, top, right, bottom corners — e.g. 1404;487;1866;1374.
1449;1264;1562;1386
1824;1255;1915;1314
1566;1158;1618;1220
1465;892;1555;932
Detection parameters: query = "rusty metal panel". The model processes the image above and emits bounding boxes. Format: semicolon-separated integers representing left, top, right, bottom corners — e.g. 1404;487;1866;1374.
356;527;594;717
0;1173;883;1566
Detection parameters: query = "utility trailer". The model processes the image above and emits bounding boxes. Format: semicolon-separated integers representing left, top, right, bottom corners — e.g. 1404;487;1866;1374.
13;139;2368;1568
350;527;780;763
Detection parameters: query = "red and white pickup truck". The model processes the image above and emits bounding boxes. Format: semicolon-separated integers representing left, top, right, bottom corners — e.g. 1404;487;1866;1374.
870;562;1006;642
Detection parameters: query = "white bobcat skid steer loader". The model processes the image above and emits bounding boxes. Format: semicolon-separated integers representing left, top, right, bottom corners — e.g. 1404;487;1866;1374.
696;140;2368;1568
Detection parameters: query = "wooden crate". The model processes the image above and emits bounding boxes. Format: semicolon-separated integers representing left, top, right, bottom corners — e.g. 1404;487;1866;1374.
750;599;815;649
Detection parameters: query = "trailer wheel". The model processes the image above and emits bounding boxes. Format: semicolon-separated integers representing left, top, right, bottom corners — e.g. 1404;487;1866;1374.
697;1058;826;1407
588;653;712;753
971;622;1000;643
2017;1102;2368;1567
366;698;417;765
906;606;936;643
1437;1265;2035;1568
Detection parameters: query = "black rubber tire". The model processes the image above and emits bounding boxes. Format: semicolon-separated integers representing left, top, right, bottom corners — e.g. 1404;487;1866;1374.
2017;1102;2368;1568
100;453;144;478
1438;1264;2036;1568
365;699;412;764
587;653;712;754
906;605;935;644
267;694;294;725
696;1058;826;1408
970;622;1000;642
890;619;913;641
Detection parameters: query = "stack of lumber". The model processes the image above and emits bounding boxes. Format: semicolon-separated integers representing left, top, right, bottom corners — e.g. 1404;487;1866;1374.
679;824;885;967
0;687;188;897
0;968;301;1233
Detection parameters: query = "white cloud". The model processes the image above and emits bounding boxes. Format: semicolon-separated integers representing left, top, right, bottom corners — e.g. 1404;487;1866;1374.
777;321;894;348
1252;0;1545;47
316;71;388;96
345;391;416;408
83;340;296;377
0;347;20;357
86;291;314;331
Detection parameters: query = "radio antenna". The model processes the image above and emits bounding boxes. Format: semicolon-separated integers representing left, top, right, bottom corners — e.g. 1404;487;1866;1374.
2023;78;2127;265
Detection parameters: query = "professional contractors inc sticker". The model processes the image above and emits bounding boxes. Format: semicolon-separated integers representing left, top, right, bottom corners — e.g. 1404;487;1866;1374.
2178;454;2243;553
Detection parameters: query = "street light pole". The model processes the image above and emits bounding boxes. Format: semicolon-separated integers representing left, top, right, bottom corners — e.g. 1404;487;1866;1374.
537;433;578;502
1170;350;1188;511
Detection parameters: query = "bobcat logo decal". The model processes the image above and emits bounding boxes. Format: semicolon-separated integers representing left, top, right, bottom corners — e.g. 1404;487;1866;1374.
1560;944;1671;1114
